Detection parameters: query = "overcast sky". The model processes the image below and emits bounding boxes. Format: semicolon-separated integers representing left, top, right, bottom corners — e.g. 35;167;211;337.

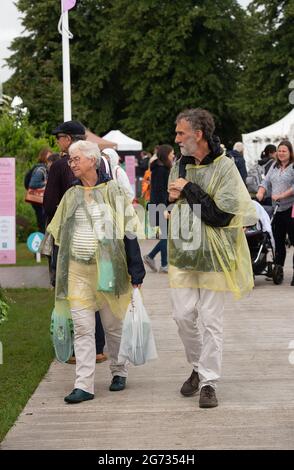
0;0;251;85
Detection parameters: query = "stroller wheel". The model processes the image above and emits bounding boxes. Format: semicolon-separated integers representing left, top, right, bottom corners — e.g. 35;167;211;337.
272;264;284;285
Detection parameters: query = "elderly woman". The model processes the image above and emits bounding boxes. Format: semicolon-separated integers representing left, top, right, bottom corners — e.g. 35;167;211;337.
47;140;145;404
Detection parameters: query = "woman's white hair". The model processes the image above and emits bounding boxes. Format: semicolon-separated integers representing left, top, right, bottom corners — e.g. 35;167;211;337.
69;140;101;166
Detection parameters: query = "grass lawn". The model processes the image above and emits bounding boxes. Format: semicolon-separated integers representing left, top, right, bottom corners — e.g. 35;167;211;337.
6;243;47;267
0;288;54;442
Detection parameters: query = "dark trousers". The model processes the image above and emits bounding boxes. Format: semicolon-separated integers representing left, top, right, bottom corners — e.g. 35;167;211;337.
148;217;168;267
95;311;105;354
32;204;46;233
148;238;168;267
272;207;294;268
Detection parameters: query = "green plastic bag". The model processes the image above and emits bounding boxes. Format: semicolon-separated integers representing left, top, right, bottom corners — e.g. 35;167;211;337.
50;309;74;362
98;258;115;292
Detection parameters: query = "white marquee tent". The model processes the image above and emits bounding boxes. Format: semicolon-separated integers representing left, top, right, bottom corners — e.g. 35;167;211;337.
102;130;142;151
242;108;294;168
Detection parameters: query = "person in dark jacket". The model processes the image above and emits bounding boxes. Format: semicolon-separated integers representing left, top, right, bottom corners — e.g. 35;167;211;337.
43;121;86;224
227;142;248;183
143;144;174;273
168;108;257;409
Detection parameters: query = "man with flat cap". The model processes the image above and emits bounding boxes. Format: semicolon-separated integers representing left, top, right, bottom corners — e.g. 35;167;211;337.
44;120;86;223
44;120;108;364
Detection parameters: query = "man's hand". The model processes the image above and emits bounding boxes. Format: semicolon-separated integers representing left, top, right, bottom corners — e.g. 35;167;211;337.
168;179;188;202
172;178;189;191
168;187;181;202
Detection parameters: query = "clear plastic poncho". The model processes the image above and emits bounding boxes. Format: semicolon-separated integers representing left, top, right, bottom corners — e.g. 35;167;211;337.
47;181;143;361
168;154;257;299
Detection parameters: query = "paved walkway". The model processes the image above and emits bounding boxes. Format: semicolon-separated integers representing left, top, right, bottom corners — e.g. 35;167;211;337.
0;266;50;288
1;241;294;449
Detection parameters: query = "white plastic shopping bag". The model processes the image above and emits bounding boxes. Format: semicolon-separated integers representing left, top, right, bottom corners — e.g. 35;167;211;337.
118;288;157;365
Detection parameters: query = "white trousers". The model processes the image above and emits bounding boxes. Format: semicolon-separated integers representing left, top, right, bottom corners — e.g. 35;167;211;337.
68;261;128;395
71;304;128;394
171;288;225;389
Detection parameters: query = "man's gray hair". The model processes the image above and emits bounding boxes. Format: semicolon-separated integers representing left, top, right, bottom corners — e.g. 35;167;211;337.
69;140;101;166
176;108;215;140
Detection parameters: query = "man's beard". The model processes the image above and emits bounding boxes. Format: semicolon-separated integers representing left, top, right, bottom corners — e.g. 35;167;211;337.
180;141;197;156
180;146;189;156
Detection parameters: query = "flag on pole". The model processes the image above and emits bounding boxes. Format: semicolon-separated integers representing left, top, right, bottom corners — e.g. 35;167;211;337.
62;0;76;12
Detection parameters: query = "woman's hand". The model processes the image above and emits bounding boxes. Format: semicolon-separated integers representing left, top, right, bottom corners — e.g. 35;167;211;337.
272;194;281;202
272;188;294;201
256;188;265;202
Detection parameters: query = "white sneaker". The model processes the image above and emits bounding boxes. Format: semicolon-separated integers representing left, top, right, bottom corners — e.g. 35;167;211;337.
159;265;168;273
143;255;157;272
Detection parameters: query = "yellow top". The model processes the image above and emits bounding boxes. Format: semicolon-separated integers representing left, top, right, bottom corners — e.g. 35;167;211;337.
168;154;257;298
47;180;143;319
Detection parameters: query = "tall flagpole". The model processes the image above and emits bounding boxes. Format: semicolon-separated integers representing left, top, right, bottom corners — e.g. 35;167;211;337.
61;0;72;120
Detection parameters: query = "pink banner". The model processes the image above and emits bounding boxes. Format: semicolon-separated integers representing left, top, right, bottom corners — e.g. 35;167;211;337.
63;0;76;12
0;158;16;264
125;155;136;185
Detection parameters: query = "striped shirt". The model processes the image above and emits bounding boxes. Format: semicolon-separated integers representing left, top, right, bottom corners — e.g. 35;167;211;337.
261;163;294;212
71;201;106;262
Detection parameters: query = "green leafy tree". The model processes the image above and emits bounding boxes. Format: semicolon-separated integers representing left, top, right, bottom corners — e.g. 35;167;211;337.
231;0;294;133
103;0;247;147
6;0;247;147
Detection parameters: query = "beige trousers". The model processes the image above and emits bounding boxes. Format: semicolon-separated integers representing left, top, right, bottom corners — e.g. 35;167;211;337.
171;287;225;389
68;261;128;394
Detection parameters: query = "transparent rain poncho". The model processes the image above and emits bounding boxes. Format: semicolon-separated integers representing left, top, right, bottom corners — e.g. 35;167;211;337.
168;154;258;299
47;181;143;361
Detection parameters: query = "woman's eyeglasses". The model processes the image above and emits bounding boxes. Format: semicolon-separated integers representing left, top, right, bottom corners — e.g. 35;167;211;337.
68;156;81;167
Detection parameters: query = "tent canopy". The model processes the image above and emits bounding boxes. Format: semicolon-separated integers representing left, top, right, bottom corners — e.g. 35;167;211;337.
102;130;142;151
242;108;294;168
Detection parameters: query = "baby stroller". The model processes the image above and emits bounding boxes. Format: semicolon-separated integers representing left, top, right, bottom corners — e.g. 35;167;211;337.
245;201;282;284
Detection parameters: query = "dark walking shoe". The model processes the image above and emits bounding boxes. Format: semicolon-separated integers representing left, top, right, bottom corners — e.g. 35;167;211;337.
180;370;200;396
272;264;284;285
199;385;218;408
64;388;94;404
109;376;127;391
